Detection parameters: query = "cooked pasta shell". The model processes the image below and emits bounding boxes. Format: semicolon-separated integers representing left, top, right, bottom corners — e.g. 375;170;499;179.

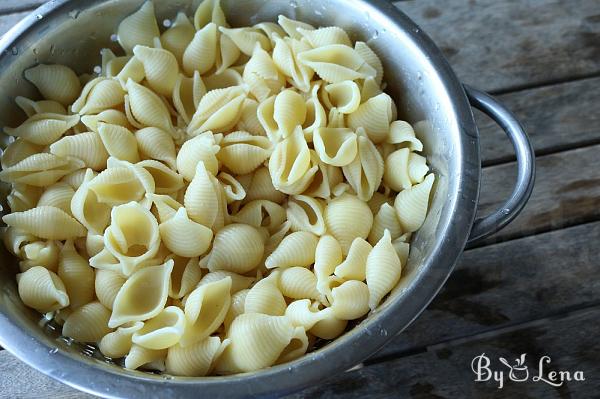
1;138;43;169
272;35;314;93
347;93;393;143
314;234;343;296
313;127;357;167
360;76;382;102
172;71;206;124
392;236;410;267
297;45;376;83
286;195;326;236
62;301;112;342
180;277;231;346
183;23;218;75
285;299;334;330
203;68;243;92
368;203;403;245
4;113;79;146
23;64;80;105
15;96;66;117
324;193;373;255
273;89;306;140
97;123;140;163
366;230;402;310
159;208;213;257
81;109;131;132
324;81;361;114
89;247;122;274
254;21;285;44
265;231;318;269
166;336;228;377
342;129;384;201
243;166;286;204
303;152;343;199
138;159;184;194
215;313;303;373
268;128;315;194
188;86;245;135
132;306;185;350
223;289;248;330
310;310;348;339
334;237;372;281
115;57;145;88
109;260;174;328
279;267;320;300
85;232;104;258
244;271;285;316
3;206;85;240
18;240;59;272
217;172;246;203
57;240;94;309
124;79;173;132
235;98;265;136
355;41;383;85
299;26;352;47
394;173;435;233
219;27;271;56
95;269;126;310
383;148;428;192
102;201;160;276
243;45;285;102
88;162;153;205
277;15;314;39
184;162;219;227
194;0;228;29
70;169;111;235
168;255;201;299
60;168;90;190
147;193;183;223
215;34;241;74
3;227;36;257
206;223;264;274
125;345;167;371
217;131;271;175
231;200;285;234
50;131;109;170
330;280;370;320
71;77;125;115
16;266;69;312
386;120;423;151
256;95;278;141
176;131;220;180
117;0;160;54
161;12;195;64
7;183;43;213
132;45;178;96
198;271;253;294
99;321;143;358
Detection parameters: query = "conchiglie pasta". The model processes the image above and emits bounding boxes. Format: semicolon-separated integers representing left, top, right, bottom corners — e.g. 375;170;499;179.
125;79;173;132
62;301;113;342
342;128;384;201
394;173;435;233
50;131;109;171
365;230;402;310
17;266;69;312
161;12;195;64
133;45;179;96
324;193;373;254
24;64;81;105
217;131;272;175
97;123;140;164
57;240;95;309
244;271;286;316
243;45;285;102
279;267;320;300
18;240;60;272
334;237;372;281
95;269;127;310
285;299;333;330
7;183;43;213
3;206;86;240
183;23;218;76
168;255;202;299
383;148;429;192
219;26;271;56
347;93;394;144
244;166;286;204
176;131;220;180
166;336;229;376
265;231;318;269
4;113;79;146
297;45;376;83
117;0;160;54
330;280;370;320
15;96;66;117
369;203;403;245
187;86;245;135
132;306;186;349
172;72;206;125
198;270;254;294
159;207;213;257
99;322;143;358
124;345;167;371
231;200;286;233
71;77;125;115
286;195;326;236
206;223;264;274
1;138;43;169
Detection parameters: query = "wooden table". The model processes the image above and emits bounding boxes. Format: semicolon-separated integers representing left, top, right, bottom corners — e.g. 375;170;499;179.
1;0;600;397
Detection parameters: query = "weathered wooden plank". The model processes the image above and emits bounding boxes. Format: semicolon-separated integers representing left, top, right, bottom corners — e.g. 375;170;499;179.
371;220;600;359
293;306;600;398
0;11;31;37
477;77;600;166
477;144;600;245
0;1;46;15
394;0;600;93
0;350;96;399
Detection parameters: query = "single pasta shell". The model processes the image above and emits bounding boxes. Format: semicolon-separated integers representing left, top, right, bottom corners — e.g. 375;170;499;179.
133;45;179;96
273;89;306;138
50;131;109;170
330;280;370;320
368;203;403;245
3;206;86;240
72;77;125;115
355;41;384;85
314;235;343;295
278;15;315;40
138;160;184;194
0;153;84;187
183;23;218;75
117;0;160;54
132;306;186;350
324;80;361;114
37;182;75;215
165;336;228;377
16;266;69;312
4;113;80;146
184;162;219;227
324;193;373;255
207;223;264;274
95;269;126;310
334;237;372;281
81;109;131;133
159;208;213;257
168;255;201;299
285;299;334;330
98;322;143;358
15;96;66;117
366;230;402;310
18;240;59;272
386;120;423;151
124;345;167;371
394;173;435;233
58;240;94;309
347;93;393;144
244;271;286;316
62;301;112;342
265;231;318;269
297;45;376;83
161;12;195;64
244;166;287;204
24;64;81;105
279;267;320;300
313;127;358;167
297;26;352;47
176;132;220;180
1;138;43;169
310;314;348;340
197;270;254;294
219;27;271;56
98;123;140;163
125;79;173;132
217;132;272;175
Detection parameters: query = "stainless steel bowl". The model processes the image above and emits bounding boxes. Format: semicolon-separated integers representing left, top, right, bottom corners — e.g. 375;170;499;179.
0;0;535;397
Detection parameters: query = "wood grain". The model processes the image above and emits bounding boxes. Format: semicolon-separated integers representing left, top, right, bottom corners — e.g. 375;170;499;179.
371;221;600;359
395;0;600;93
476;144;600;245
477;77;600;166
293;306;600;398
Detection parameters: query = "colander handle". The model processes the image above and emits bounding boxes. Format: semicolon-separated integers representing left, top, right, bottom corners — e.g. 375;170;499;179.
464;85;536;245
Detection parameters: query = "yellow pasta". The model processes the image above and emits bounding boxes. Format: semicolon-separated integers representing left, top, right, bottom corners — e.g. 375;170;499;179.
342;128;384;201
334;237;372;281
3;206;86;240
217;131;272;175
298;45;376;83
132;306;186;350
24;64;81;105
17;266;69;312
394;173;435;233
265;231;318;269
347;93;394;143
187;86;245;135
365;230;402;310
62;301;112;342
5;112;79;146
57;240;94;309
330;280;370;320
279;267;320;300
244;271;286;316
133;45;179;96
116;0;160;54
166;336;229;377
183;22;218;76
206;223;264;274
176;131;220;180
71;77;125;115
124;79;173;132
172;71;206;125
15;96;66;117
159;207;213;257
50;131;109;171
97;123;140;164
168;255;202;299
161;12;195;65
324;193;373;254
18;240;59;272
94;269;126;310
243;45;285;102
99;321;143;358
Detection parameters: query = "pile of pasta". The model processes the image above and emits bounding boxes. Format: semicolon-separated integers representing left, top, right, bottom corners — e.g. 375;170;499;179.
0;0;435;376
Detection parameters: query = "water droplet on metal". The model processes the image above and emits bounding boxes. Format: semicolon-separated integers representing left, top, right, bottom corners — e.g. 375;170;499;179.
68;10;79;19
36;14;43;20
163;19;171;28
110;33;118;42
290;0;298;8
93;65;102;74
11;46;18;55
32;48;38;55
372;30;379;39
48;348;58;354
